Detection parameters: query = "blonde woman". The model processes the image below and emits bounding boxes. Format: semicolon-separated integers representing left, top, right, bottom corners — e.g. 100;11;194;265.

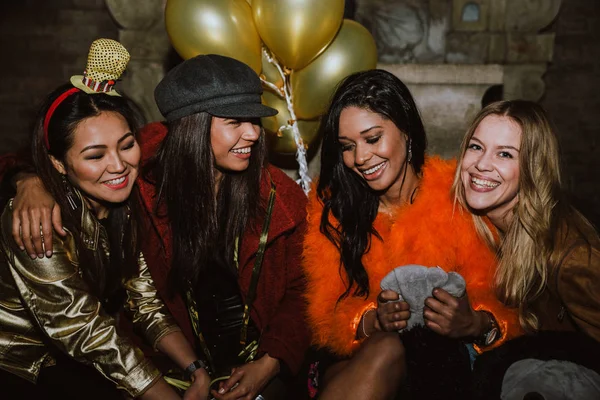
453;100;600;399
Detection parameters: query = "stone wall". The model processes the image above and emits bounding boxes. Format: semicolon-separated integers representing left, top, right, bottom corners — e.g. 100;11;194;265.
360;0;561;160
0;0;597;226
0;0;118;154
541;0;600;227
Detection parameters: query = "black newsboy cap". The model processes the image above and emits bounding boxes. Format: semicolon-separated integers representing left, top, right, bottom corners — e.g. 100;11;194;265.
154;54;278;121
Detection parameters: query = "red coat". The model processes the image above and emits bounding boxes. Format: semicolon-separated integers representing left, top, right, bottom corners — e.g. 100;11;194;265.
135;122;310;375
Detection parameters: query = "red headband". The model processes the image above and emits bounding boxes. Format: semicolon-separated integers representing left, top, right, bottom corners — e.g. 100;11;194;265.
43;87;80;149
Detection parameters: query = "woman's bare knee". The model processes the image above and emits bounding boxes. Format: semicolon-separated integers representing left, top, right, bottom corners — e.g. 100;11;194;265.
357;331;405;370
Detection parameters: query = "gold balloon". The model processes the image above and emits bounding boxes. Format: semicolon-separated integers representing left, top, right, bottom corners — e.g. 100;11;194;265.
165;0;262;73
261;91;289;136
291;20;378;120
252;0;345;70
262;91;320;154
260;50;284;90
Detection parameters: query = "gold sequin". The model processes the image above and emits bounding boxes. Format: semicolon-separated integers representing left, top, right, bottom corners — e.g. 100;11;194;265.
85;38;130;82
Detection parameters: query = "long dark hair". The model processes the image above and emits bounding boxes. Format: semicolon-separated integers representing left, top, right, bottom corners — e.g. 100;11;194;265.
32;83;144;306
154;112;266;292
318;69;427;300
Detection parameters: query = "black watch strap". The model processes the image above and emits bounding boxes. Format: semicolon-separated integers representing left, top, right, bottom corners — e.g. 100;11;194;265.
185;360;208;377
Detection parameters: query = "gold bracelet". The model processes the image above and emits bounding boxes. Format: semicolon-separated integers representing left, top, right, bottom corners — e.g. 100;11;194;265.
361;308;376;338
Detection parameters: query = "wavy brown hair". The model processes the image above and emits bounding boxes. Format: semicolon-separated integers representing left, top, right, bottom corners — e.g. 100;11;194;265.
452;100;599;331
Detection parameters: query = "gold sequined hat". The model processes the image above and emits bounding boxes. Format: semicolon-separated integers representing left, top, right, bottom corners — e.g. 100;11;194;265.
69;38;130;96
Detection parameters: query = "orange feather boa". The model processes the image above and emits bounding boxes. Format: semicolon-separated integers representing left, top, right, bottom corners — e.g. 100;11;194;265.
303;157;523;356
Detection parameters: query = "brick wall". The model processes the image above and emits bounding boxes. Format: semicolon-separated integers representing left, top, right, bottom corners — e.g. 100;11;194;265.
0;0;118;154
541;0;600;228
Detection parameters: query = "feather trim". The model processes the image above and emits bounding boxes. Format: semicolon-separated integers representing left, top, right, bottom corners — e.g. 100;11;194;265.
303;157;523;356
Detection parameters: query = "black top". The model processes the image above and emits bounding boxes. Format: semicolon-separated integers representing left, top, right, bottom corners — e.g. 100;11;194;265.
194;266;259;375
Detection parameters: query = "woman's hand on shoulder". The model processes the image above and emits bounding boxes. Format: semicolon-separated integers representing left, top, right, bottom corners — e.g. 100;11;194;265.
12;174;65;258
211;354;280;400
376;290;411;332
423;288;485;338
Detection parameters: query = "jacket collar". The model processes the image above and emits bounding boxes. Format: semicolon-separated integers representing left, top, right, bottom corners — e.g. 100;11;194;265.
73;188;124;254
72;188;102;251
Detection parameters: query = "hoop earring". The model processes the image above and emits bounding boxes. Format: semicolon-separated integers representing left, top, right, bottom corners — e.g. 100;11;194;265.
407;138;413;163
62;175;78;210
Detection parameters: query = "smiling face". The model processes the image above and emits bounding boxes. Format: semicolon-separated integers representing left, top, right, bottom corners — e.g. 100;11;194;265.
210;117;261;180
51;111;140;219
338;106;411;197
460;114;521;228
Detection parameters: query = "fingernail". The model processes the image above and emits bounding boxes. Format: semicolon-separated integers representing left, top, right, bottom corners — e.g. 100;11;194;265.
38;254;44;258
218;388;225;394
29;254;37;259
46;251;52;257
19;246;24;250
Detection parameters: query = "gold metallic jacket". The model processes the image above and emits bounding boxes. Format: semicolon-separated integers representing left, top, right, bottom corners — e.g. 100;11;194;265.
0;196;180;398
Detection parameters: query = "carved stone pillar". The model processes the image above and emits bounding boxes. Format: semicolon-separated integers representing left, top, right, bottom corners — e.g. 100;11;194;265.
450;0;561;101
105;0;171;123
382;64;503;158
356;0;561;157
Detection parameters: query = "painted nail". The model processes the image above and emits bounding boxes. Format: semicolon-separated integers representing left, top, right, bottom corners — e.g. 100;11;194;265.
46;251;52;257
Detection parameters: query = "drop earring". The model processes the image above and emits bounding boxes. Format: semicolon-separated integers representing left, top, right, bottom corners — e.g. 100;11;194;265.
407;138;413;163
62;175;77;210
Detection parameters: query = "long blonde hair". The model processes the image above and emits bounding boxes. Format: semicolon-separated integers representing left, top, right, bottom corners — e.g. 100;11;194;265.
451;100;594;331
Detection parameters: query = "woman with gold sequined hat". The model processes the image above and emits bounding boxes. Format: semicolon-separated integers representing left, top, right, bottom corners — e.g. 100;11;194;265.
0;39;207;399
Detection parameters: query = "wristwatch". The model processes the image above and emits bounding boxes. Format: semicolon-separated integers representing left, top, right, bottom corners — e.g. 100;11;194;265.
185;359;209;378
474;311;500;347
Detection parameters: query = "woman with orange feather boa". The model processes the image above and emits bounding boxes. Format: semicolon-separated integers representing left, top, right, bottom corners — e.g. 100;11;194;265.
303;69;522;399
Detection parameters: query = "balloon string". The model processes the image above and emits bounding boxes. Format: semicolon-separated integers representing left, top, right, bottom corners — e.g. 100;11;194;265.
261;79;283;98
262;47;312;195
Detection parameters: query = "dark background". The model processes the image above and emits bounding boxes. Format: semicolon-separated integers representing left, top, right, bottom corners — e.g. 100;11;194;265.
0;0;598;227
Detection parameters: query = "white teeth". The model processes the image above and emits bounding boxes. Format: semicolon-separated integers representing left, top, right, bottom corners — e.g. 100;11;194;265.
472;177;499;188
105;176;126;185
231;147;251;154
363;162;385;175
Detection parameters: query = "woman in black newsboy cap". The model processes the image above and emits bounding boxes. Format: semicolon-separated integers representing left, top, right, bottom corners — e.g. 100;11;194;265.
8;54;310;400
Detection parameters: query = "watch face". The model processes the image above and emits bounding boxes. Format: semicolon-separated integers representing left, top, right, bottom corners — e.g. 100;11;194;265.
485;327;499;346
187;360;207;374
